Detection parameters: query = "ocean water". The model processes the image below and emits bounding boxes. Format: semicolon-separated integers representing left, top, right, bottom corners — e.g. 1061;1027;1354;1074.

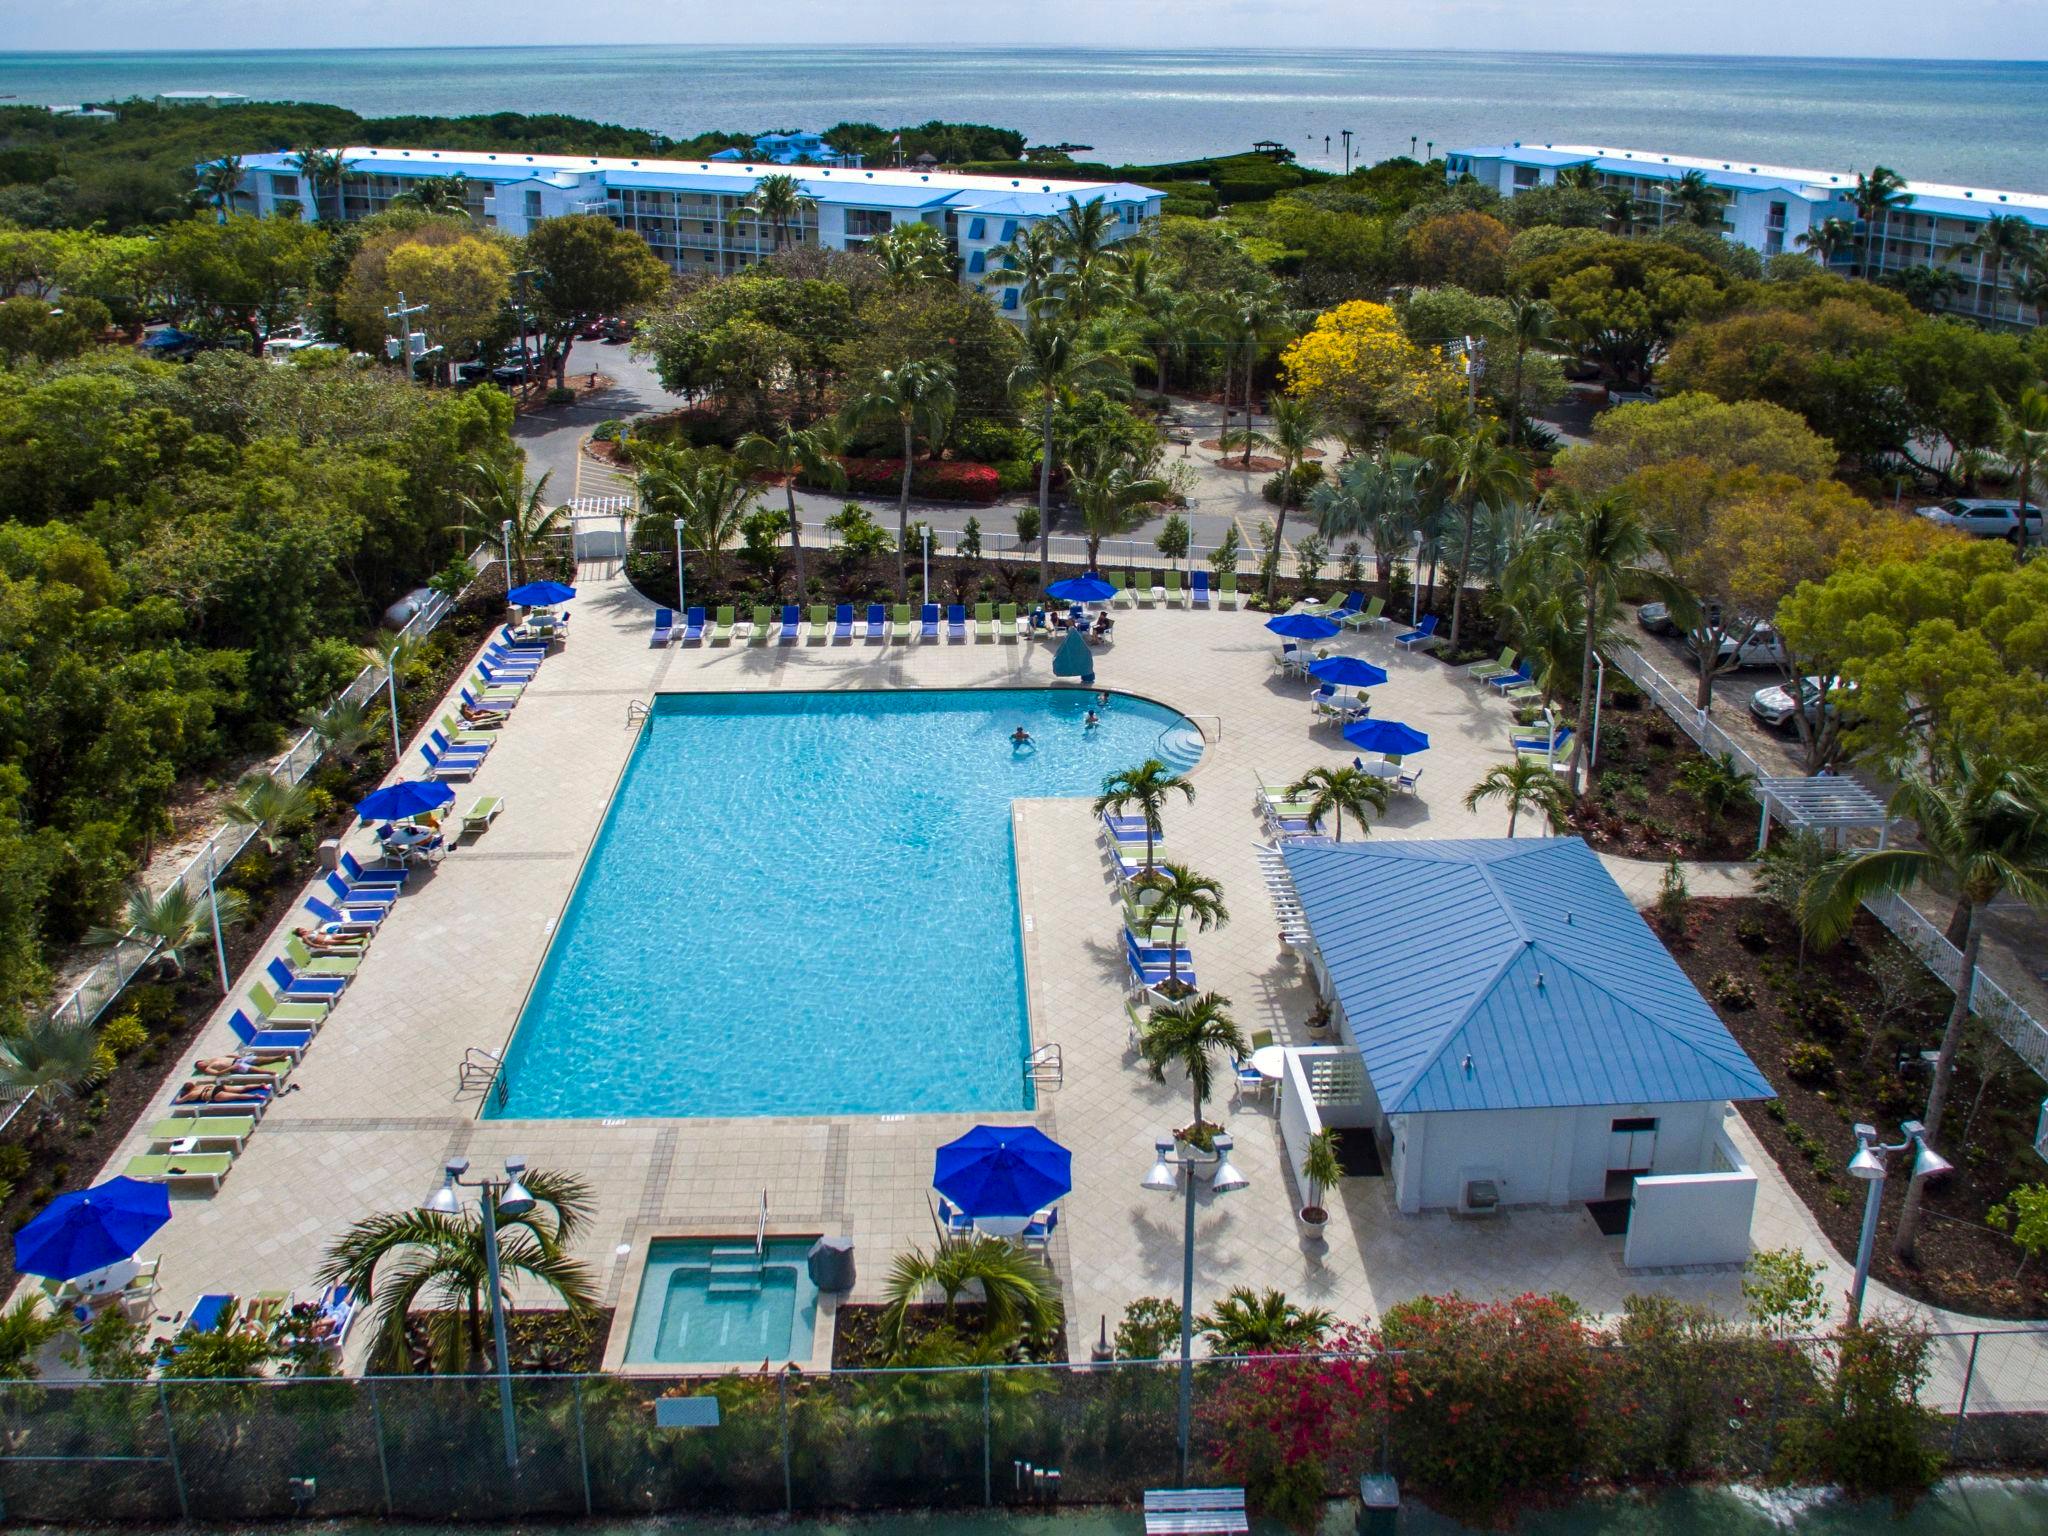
488;687;1203;1121
5;47;2048;192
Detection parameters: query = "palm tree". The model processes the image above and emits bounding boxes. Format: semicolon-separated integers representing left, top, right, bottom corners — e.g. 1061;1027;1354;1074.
0;1297;65;1380
452;461;561;585
1501;294;1556;446
1308;453;1426;590
1995;386;2048;551
1795;217;1859;266
729;172;816;253
1210;281;1291;476
1419;418;1531;648
196;155;243;222
1851;165;1914;277
318;1169;598;1373
1005;324;1130;591
390;174;473;220
1464;760;1571;837
1556;162;1602;192
837;360;957;589
1066;442;1170;571
1803;750;2048;1261
872;222;953;285
288;146;352;222
981;220;1064;319
88;881;247;981
1139;991;1248;1136
1093;759;1194;871
301;695;381;766
1286;765;1390;841
1671;169;1728;230
223;772;317;857
634;445;757;585
1134;863;1229;988
881;1237;1061;1353
1195;1287;1334;1355
1045;195;1122;279
0;1019;107;1131
736;421;844;591
1225;397;1325;603
2012;262;2048;328
1537;488;1672;793
1602;187;1640;237
1947;215;2042;318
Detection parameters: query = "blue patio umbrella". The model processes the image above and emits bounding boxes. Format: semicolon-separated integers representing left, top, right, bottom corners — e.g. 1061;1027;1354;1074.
13;1178;170;1281
505;580;577;607
1264;612;1341;641
1046;573;1116;604
355;779;456;823
1052;627;1096;685
933;1126;1073;1218
1343;718;1432;756
1307;655;1389;689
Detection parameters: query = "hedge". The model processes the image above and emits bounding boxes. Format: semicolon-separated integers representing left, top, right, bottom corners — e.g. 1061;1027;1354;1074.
800;457;1003;505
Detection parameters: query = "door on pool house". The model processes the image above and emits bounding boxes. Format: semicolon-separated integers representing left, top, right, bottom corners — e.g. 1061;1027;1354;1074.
1608;1115;1659;1175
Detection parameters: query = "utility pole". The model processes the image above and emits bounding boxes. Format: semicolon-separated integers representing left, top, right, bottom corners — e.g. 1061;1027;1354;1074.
510;267;536;383
1340;129;1353;176
383;291;437;382
1410;135;1418;160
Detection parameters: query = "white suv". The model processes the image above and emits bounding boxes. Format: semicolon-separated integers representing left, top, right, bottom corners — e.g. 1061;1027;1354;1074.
1914;498;2043;544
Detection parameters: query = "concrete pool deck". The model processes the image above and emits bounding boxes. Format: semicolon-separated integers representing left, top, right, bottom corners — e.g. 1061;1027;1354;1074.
73;565;2048;1411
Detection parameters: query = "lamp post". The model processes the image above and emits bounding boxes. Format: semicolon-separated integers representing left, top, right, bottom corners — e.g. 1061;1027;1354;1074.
1409;529;1424;626
672;516;686;616
1141;1133;1248;1482
423;1156;538;1470
922;525;932;608
500;518;514;591
384;640;404;765
203;846;230;993
1589;649;1606;771
1845;1121;1952;1324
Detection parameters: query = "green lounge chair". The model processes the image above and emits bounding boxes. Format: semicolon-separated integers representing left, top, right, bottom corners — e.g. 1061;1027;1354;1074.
890;603;913;641
123;1152;234;1192
1340;596;1385;631
148;1116;254;1151
1217;572;1241;609
1135;575;1160;608
1466;647;1518;682
748;605;773;645
469;672;523;702
1111;573;1135;609
997;603;1020;640
974;602;996;640
807;604;830;643
1163;570;1184;606
1249;1028;1275;1051
248;981;328;1027
438;715;497;748
709;606;735;644
460;795;503;836
286;935;358;977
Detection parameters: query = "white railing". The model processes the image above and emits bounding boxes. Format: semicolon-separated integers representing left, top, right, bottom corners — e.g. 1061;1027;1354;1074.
27;547;498;1046
1607;642;2048;1113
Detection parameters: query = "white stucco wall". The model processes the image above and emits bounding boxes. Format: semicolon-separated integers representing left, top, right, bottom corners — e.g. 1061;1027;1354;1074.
1623;1121;1758;1267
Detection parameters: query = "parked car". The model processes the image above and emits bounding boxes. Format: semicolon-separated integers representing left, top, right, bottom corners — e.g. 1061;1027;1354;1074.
490;363;530;386
1636;601;1679;636
601;317;636;342
1751;675;1858;730
1688;623;1785;671
1915;498;2043;544
575;316;610;340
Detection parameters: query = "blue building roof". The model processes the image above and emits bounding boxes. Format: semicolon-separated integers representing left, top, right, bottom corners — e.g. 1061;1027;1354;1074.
1283;838;1773;1116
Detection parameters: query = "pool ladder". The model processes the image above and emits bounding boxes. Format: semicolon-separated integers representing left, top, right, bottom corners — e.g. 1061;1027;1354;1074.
626;698;651;726
708;1191;770;1295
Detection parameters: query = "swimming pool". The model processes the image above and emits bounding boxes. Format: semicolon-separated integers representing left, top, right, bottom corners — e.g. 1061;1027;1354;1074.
622;1237;820;1366
489;688;1203;1119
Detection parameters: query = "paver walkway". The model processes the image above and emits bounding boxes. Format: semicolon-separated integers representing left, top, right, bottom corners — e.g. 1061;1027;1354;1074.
66;568;2046;1409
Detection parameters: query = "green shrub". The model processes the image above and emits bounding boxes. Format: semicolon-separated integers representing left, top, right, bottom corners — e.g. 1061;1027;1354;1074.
123;984;181;1033
1777;1317;1943;1499
1796;989;1853;1041
1013;505;1041;546
1708;972;1757;1011
0;1144;30;1182
99;1012;148;1056
1734;915;1771;951
1786;1042;1836;1086
1114;1296;1183;1360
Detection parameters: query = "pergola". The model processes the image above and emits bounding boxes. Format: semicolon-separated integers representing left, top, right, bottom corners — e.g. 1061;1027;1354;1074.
1754;775;1891;853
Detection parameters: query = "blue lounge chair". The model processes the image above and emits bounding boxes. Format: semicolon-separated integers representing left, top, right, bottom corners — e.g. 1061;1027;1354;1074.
188;1293;235;1334
1514;726;1574;759
227;1009;312;1056
421;744;480;781
426;730;487;767
265;956;345;1002
1190;570;1211;608
323;873;397;911
1124;927;1196;969
682;606;706;643
862;604;887;641
481;645;539;672
305;896;382;934
339;851;407;888
475;663;532;689
947;604;967;641
775;605;801;642
832;603;854;641
1395;614;1442;651
1100;812;1152;844
1125;931;1197;993
493;629;548;658
650;608;675;646
920;603;940;641
459;686;513;716
1487;662;1535;695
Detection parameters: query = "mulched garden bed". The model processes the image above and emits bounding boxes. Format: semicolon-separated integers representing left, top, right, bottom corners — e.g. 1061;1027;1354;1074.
832;1302;1067;1369
1654;895;2048;1319
1564;701;1758;862
0;593;510;1303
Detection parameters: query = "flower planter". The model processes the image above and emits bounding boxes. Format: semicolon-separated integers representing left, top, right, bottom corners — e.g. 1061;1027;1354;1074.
1297;1206;1329;1240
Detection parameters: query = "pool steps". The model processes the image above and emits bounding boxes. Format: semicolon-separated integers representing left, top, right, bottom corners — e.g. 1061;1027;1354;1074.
707;1245;766;1294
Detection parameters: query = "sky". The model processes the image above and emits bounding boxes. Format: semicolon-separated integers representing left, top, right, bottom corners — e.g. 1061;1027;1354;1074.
6;0;2046;58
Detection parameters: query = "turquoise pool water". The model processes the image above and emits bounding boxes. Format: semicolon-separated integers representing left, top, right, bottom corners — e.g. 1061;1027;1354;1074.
623;1237;820;1365
490;688;1203;1119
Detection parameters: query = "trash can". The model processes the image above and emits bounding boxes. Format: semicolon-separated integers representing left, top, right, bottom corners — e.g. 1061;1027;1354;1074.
1358;1474;1399;1536
807;1235;855;1293
317;838;342;873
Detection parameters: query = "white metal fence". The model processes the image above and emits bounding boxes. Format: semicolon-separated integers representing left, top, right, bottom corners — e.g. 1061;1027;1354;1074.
24;547;499;1057
1605;641;2048;1135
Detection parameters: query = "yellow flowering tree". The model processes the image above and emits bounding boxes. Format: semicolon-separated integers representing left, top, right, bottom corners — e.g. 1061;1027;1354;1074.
1278;300;1464;439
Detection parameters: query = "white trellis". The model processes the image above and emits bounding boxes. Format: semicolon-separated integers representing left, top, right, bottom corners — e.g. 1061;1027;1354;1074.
569;495;633;562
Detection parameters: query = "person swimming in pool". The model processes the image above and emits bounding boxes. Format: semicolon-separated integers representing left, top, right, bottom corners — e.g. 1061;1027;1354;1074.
1083;711;1101;731
1095;689;1110;706
1011;726;1034;749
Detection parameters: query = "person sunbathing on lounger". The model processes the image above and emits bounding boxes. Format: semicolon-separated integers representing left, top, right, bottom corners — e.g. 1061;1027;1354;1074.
460;702;508;724
293;925;359;953
174;1080;268;1105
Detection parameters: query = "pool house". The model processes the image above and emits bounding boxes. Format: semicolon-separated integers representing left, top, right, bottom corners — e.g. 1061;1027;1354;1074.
1278;837;1775;1268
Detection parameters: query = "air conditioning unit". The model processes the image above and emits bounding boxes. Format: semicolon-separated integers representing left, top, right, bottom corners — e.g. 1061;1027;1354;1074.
1458;1177;1502;1216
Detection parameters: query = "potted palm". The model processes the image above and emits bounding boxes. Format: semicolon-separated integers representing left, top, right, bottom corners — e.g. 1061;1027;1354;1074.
1297;1129;1343;1240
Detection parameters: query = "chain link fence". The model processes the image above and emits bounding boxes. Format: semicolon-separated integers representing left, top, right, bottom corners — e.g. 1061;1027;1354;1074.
16;547;499;1090
0;1332;2041;1523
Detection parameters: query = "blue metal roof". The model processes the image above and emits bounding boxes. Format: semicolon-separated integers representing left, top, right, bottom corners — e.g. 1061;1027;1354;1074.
1283;838;1773;1115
